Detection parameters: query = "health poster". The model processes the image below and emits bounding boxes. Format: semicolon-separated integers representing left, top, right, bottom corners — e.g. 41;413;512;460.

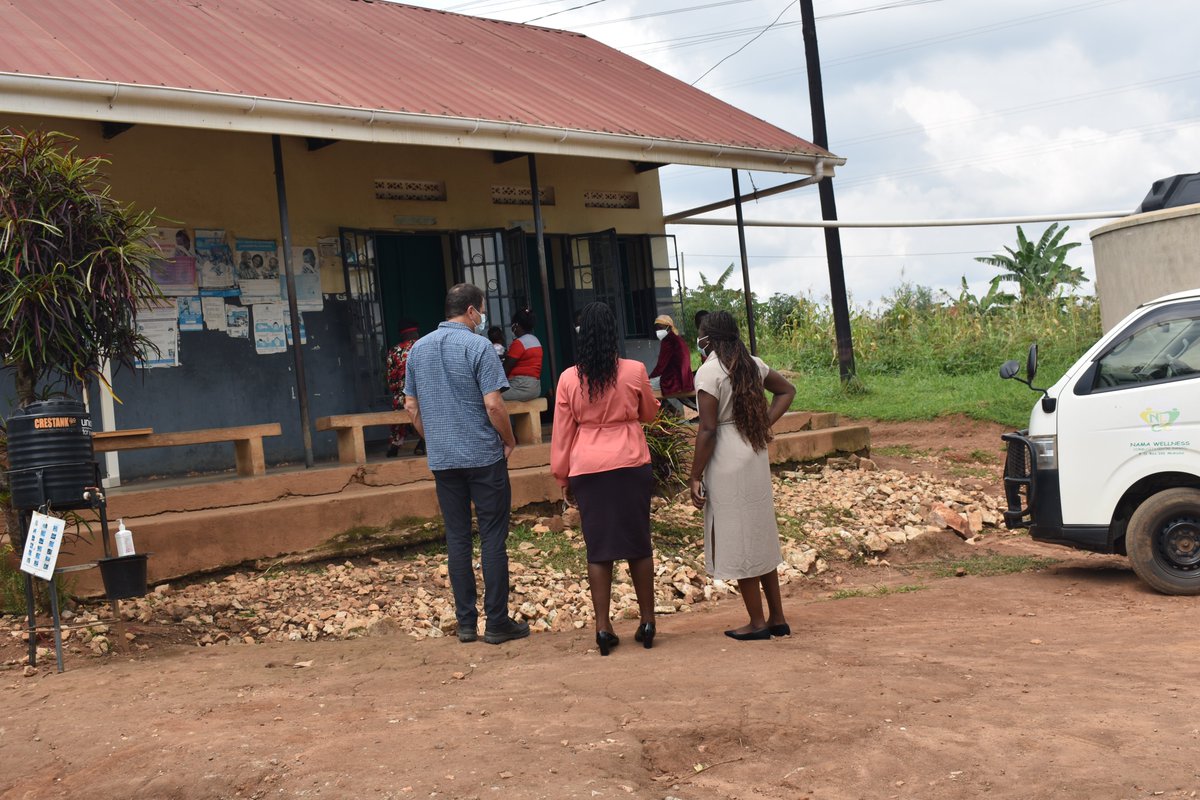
283;309;308;346
194;228;237;294
177;296;203;331
201;296;228;332
226;306;250;339
149;227;198;296
253;303;287;354
20;512;67;581
134;301;180;368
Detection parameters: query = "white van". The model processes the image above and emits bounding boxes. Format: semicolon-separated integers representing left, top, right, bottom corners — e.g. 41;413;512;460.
1001;289;1200;594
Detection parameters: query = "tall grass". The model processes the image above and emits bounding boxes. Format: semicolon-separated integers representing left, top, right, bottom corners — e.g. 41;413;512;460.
745;286;1102;427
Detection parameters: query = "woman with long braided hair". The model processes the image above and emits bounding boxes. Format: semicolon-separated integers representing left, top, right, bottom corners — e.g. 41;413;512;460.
551;302;661;655
688;310;797;640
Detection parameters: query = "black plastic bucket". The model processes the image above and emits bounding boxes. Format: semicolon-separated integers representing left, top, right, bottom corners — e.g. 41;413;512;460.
7;399;94;510
98;554;149;600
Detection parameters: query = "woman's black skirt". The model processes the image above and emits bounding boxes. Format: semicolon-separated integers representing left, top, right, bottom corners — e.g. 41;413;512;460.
569;463;654;563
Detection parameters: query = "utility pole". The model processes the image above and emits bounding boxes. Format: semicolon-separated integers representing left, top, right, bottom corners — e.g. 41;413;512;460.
800;0;856;383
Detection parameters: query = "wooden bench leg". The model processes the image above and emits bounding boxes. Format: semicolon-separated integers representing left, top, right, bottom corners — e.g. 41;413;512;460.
234;437;266;477
336;428;367;464
511;411;541;445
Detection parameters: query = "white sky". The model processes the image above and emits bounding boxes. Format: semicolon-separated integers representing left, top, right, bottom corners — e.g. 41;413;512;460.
400;0;1200;305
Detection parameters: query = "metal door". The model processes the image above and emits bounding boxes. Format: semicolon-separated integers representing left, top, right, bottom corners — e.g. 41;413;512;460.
454;228;530;333
647;234;684;326
339;228;389;409
568;228;626;353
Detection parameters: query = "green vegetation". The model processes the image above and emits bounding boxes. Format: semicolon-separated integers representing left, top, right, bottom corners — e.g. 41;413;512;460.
921;554;1058;578
830;583;926;600
0;544;72;614
508;524;585;573
650;519;704;559
684;270;1100;427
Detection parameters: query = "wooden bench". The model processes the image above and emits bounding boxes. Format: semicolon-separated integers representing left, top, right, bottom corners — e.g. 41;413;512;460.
316;398;548;465
92;423;282;477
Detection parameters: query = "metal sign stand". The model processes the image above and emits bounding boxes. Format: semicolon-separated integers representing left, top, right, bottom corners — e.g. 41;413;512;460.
13;463;118;674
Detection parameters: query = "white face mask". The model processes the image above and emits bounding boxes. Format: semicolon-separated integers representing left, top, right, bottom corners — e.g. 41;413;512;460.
697;336;709;354
471;307;488;335
655;329;668;341
574;326;581;334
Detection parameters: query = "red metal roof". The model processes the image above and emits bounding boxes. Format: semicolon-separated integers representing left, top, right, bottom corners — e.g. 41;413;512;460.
0;0;834;162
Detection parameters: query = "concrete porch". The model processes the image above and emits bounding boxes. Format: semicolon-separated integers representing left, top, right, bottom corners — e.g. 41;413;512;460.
60;412;870;594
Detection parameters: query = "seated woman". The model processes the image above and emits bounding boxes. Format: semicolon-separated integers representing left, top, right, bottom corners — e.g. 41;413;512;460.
503;307;543;401
649;314;695;406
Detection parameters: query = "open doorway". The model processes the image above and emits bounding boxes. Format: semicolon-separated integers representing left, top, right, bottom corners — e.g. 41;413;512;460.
377;233;449;350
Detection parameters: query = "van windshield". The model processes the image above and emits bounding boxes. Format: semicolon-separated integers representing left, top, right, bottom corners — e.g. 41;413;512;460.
1095;317;1200;388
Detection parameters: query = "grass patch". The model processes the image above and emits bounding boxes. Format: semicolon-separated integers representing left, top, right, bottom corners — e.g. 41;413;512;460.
508;524;586;574
969;449;998;464
830;584;927;600
921;554;1058;578
808;504;856;527
874;444;929;459
651;519;704;558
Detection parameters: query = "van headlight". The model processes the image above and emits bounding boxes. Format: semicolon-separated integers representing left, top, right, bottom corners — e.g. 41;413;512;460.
1030;435;1057;470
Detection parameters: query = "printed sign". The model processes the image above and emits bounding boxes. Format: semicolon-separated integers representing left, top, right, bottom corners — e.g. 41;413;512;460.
20;512;67;581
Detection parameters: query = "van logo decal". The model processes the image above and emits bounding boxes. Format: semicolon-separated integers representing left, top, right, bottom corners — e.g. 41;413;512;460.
1140;407;1180;432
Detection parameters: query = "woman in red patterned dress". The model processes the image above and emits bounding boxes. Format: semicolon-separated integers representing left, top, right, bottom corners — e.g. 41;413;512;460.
385;320;422;457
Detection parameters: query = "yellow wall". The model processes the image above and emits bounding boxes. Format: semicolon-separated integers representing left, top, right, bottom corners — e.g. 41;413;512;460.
4;114;667;245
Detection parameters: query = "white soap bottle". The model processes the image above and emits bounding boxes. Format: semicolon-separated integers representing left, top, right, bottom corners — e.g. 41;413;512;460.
115;519;136;557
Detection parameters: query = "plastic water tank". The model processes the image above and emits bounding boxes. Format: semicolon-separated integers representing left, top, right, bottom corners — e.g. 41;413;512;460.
1137;172;1200;213
7;399;95;510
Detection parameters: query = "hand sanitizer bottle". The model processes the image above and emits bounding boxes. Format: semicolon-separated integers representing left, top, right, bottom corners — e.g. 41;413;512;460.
115;519;136;557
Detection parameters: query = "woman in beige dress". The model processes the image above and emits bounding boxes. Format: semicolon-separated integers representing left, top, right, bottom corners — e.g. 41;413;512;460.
688;311;797;640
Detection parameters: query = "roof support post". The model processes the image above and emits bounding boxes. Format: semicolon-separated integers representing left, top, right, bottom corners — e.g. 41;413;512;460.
731;169;757;356
527;154;559;394
801;0;856;383
272;134;315;468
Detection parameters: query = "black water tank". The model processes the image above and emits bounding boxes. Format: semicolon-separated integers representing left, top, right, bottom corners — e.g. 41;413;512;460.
1138;172;1200;213
7;399;95;511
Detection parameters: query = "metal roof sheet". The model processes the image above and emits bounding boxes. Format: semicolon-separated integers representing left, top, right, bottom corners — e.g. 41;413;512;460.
0;0;839;171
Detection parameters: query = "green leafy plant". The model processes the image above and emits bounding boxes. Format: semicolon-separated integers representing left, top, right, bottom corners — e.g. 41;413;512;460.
974;223;1086;302
0;128;161;405
643;412;694;496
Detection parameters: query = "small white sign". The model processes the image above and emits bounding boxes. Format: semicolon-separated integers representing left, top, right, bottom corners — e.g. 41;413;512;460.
20;512;67;581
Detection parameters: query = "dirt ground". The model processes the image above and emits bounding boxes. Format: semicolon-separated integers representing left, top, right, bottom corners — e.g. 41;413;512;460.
4;418;1198;800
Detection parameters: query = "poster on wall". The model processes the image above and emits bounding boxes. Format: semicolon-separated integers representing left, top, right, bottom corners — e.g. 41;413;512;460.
134;301;180;368
317;236;346;294
177;296;203;331
201;296;227;332
287;246;324;311
283;309;307;346
253;303;287;354
194;228;238;295
226;306;249;339
149;227;197;296
235;238;283;303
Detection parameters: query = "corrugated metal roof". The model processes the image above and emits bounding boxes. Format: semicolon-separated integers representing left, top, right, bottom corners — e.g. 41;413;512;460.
0;0;839;171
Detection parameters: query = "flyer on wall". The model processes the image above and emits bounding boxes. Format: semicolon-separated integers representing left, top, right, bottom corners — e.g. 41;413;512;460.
253;303;287;354
285;246;323;311
194;228;238;295
149;227;198;296
134;300;180;368
283;309;308;346
200;296;228;331
177;296;203;331
226;306;250;339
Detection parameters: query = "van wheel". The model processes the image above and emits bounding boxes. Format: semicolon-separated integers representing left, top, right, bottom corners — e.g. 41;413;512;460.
1126;488;1200;595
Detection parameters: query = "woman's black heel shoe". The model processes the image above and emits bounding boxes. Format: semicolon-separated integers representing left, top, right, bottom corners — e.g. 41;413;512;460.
596;630;619;656
634;623;656;649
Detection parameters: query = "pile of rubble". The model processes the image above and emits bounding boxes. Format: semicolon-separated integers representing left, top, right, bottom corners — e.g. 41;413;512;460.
3;461;1006;655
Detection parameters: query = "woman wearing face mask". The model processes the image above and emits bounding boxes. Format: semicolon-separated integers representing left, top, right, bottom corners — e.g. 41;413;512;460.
648;314;694;401
689;311;796;641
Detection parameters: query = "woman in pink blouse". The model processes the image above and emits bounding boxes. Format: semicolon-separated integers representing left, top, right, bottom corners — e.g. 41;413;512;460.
551;302;661;655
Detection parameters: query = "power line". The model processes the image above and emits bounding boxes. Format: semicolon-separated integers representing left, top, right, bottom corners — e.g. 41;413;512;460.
691;0;798;86
681;243;1095;260
524;0;606;24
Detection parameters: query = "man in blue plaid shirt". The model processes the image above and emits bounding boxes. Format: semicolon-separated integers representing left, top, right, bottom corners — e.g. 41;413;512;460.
405;283;529;645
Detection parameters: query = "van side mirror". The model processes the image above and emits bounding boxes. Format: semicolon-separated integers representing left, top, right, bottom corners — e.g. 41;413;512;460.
999;360;1021;380
1026;343;1039;382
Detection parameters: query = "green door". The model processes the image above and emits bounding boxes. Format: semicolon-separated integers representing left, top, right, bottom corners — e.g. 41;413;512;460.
377;234;447;348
